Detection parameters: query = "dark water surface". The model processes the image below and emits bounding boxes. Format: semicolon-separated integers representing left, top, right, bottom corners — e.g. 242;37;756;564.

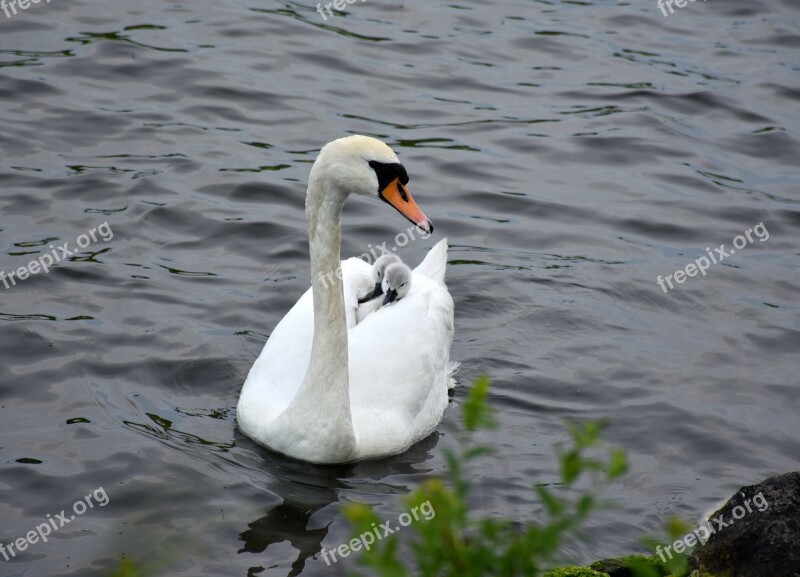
1;0;798;575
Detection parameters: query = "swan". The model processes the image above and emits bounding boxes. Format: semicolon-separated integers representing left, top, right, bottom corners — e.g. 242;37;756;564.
355;262;413;324
237;135;455;464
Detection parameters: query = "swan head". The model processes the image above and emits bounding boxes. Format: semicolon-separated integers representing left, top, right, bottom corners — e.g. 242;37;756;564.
381;263;412;306
310;135;433;234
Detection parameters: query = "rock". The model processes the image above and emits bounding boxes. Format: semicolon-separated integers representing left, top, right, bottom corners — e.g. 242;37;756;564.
589;555;669;576
690;471;800;577
543;568;609;577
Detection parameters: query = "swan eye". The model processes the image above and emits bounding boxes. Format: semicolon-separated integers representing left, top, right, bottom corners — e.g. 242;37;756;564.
368;160;409;193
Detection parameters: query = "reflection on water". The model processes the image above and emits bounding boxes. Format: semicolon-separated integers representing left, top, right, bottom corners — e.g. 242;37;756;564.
1;0;798;575
236;432;440;577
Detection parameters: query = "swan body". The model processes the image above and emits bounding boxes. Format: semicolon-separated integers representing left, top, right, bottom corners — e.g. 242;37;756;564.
237;135;455;464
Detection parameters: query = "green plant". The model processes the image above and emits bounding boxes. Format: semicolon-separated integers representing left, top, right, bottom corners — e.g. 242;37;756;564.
345;376;629;577
110;559;142;577
641;517;692;577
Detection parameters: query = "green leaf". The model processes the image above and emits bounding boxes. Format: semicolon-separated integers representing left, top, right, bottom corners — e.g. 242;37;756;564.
561;450;581;484
463;375;496;432
607;448;628;479
534;485;565;517
110;560;140;577
576;494;595;517
462;445;493;461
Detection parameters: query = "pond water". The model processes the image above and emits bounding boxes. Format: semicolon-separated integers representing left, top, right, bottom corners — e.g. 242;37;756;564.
0;0;798;575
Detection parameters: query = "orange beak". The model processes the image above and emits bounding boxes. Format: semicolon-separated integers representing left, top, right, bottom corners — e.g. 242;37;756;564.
379;178;433;234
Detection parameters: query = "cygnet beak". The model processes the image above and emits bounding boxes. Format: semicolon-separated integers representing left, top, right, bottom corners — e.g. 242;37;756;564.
382;288;399;306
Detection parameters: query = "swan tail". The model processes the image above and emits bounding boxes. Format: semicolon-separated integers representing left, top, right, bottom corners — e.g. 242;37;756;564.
447;360;460;390
414;238;449;283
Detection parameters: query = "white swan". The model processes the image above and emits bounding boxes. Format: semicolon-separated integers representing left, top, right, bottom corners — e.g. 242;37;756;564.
237;135;455;464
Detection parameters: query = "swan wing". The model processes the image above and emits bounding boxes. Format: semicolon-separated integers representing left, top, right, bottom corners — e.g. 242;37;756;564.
238;287;313;436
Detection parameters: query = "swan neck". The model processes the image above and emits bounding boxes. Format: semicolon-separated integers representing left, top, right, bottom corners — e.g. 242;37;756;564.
290;176;355;458
306;180;347;355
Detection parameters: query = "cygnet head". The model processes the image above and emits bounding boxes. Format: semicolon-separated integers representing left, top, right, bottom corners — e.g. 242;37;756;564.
308;135;432;234
381;263;412;306
370;254;401;298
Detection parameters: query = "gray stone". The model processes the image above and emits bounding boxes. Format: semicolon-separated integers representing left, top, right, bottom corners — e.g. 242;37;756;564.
690;471;800;577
